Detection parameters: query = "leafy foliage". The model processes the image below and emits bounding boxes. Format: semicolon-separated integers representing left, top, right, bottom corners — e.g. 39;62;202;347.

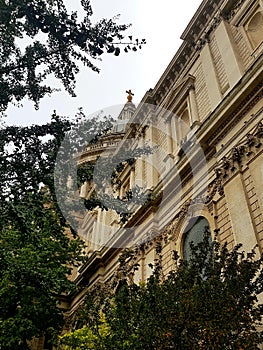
0;110;117;348
0;113;86;348
0;0;145;111
0;109;154;348
53;110;154;228
0;1;147;348
60;312;110;350
59;234;263;349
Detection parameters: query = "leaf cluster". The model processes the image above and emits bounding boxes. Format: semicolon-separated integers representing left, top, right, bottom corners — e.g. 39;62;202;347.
0;0;145;111
0;113;86;349
0;110;154;348
61;235;263;349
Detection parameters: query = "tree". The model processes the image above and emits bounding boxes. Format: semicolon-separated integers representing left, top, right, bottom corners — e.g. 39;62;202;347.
0;111;116;348
0;107;152;348
0;0;145;112
59;234;263;349
0;1;146;348
0;113;81;349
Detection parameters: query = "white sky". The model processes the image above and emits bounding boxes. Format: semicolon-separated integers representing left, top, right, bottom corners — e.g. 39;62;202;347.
5;0;202;126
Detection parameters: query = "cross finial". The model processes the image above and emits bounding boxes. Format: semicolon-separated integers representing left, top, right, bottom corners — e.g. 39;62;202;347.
126;89;134;102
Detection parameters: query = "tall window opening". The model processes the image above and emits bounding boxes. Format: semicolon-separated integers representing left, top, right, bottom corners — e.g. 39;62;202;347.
246;11;263;49
182;216;211;260
180;108;190;141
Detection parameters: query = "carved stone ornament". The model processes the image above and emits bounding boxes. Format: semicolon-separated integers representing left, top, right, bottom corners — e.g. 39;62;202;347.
223;0;248;21
194;12;222;51
133;227;163;255
161;194;212;243
214;120;263;183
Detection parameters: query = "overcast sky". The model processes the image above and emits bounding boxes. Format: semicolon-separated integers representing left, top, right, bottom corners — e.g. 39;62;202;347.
6;0;202;126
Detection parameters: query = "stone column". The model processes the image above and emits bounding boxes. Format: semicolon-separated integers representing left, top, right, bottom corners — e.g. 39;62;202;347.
171;116;178;153
79;181;88;198
93;208;102;251
249;154;263;214
146;125;159;189
166;118;173;155
177;117;182;144
188;86;199;125
135;132;145;188
130;166;135;189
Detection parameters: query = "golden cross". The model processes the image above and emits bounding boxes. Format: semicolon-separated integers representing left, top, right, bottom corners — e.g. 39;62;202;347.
126;89;134;102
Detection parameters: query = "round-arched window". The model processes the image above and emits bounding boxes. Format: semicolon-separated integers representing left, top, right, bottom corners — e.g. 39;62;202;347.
247;11;263;48
182;216;211;260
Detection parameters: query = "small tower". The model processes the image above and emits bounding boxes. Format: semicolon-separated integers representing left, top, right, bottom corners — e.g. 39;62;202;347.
118;89;136;121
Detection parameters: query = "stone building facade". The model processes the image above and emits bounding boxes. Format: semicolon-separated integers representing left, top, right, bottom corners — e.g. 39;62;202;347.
32;0;263;348
70;0;263;314
38;0;263;348
64;0;262;308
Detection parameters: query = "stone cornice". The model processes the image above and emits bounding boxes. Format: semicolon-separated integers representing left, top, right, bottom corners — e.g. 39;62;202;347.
181;0;225;45
76;245;121;286
194;51;263;150
222;0;251;22
143;42;195;109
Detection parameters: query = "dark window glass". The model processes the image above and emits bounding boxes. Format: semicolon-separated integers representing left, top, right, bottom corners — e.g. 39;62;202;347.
183;217;211;260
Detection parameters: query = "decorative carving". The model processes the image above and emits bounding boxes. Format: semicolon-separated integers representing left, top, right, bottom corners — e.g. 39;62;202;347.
223;0;248;21
135;228;159;251
194;12;222;50
135;124;148;139
162;218;179;242
194;36;207;50
205;176;224;201
186;83;195;93
161;193;216;243
255;121;263;139
214;120;263;183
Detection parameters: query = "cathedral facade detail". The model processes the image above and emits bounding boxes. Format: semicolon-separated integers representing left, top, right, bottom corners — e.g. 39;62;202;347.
64;0;263;326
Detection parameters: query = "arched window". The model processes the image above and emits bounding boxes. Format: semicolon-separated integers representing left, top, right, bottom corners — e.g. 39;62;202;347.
246;11;263;49
182;216;211;260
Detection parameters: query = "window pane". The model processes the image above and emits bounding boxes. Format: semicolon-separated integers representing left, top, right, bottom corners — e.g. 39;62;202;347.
183;217;211;260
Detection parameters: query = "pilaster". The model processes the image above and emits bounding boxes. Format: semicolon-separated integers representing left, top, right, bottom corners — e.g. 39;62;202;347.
224;173;258;252
214;21;243;87
200;44;222;110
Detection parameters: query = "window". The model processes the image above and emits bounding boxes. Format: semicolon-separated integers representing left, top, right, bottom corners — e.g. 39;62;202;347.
165;75;199;154
179;107;191;143
230;1;263;63
182;216;211;260
246;11;263;49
